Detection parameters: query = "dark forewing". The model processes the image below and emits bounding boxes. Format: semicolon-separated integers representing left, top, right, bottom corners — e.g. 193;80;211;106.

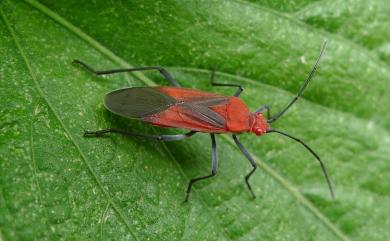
104;87;176;118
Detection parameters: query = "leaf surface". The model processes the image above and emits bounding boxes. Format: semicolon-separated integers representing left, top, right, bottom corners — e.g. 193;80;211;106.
0;1;389;240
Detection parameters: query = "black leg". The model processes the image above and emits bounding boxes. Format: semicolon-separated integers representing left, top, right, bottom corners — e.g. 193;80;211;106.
232;134;257;198
184;134;218;202
255;104;271;120
84;128;196;141
73;59;180;87
210;67;243;97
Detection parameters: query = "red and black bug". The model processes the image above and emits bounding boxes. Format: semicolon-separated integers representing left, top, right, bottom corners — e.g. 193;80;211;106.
75;41;334;202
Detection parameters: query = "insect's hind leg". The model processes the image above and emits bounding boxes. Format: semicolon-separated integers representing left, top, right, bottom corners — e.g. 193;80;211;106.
73;60;180;87
232;134;257;198
84;128;196;141
210;67;243;97
184;134;218;202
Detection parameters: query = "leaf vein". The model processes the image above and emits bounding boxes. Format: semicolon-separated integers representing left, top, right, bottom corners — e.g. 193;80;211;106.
29;104;48;224
100;201;111;241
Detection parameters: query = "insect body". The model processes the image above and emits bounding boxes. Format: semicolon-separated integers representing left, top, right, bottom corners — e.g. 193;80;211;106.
76;41;334;202
104;87;269;135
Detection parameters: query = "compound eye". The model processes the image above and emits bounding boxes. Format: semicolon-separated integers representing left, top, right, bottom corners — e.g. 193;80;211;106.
255;127;263;136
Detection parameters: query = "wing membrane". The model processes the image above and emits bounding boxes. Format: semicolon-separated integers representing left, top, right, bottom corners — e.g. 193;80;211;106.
104;87;176;118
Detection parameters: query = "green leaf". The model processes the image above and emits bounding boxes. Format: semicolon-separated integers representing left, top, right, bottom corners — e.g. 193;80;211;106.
1;0;389;240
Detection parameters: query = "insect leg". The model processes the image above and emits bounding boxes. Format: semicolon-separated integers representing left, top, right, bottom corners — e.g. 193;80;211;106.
232;134;257;198
184;134;218;202
210;67;243;97
83;128;196;141
255;104;271;120
73;60;180;87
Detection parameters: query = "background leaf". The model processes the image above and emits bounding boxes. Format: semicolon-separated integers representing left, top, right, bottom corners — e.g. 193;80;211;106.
1;0;389;240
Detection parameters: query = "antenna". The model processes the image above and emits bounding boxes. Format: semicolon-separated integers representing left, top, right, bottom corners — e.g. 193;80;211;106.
268;40;328;123
267;128;335;198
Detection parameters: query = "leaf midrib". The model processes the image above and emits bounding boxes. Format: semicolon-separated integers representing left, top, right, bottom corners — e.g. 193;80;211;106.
22;0;350;240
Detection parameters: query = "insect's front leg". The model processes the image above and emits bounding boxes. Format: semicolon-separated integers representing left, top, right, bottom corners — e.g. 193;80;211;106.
232;134;257;199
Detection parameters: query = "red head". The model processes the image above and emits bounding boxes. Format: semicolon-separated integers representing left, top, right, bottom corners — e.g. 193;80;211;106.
250;112;269;136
